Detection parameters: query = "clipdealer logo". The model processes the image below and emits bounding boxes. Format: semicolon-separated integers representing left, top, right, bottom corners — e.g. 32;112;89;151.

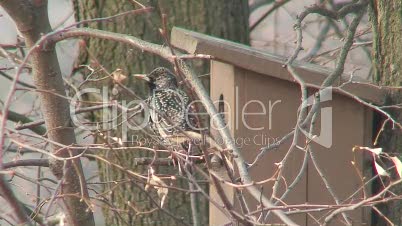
207;134;280;148
129;134;280;148
69;86;332;148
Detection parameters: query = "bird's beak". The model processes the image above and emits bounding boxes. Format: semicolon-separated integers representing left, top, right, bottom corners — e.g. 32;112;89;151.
133;74;150;82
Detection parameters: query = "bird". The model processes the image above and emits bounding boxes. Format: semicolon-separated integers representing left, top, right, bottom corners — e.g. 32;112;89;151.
134;67;231;175
134;67;197;149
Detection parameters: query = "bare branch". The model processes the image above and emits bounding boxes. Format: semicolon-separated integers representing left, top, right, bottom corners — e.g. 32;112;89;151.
0;1;95;225
3;159;49;169
0;175;33;226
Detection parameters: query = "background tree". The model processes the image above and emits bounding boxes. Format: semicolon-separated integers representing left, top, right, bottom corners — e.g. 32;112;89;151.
73;1;249;225
370;1;402;225
0;1;94;226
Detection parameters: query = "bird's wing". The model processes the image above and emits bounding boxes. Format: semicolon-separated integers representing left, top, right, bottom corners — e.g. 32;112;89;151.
150;89;188;134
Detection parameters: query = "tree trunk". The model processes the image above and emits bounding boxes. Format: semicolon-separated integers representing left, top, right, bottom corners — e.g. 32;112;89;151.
74;1;249;225
0;1;95;226
370;1;402;225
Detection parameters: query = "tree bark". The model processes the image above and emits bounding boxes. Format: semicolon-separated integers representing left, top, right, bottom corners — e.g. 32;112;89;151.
370;0;402;225
0;0;95;225
74;0;249;225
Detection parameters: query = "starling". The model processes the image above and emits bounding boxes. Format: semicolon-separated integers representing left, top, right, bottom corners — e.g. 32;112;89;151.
134;67;196;146
135;68;231;174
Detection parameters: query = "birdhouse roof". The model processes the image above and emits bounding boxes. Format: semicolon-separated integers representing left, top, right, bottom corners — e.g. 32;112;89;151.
171;27;386;105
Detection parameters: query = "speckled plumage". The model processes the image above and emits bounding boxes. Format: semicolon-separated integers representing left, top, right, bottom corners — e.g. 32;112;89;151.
145;67;196;144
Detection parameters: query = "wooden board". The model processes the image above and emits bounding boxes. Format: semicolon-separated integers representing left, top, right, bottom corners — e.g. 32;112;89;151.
171;27;386;105
172;27;375;225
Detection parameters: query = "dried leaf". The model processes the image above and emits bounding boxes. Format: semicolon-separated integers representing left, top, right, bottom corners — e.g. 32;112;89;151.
110;136;123;145
374;161;389;176
391;156;402;178
146;168;168;207
353;146;382;155
112;68;127;83
55;213;66;226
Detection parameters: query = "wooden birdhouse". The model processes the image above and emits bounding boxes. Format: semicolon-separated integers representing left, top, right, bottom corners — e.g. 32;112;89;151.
171;27;385;226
